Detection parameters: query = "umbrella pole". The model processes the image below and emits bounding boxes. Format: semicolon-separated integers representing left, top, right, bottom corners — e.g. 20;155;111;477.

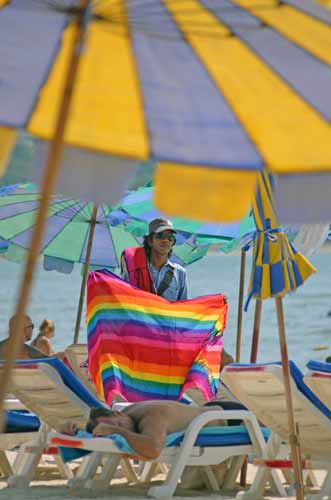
240;296;262;487
73;204;98;344
250;298;262;363
235;248;246;362
275;296;304;500
0;1;90;431
235;249;247;486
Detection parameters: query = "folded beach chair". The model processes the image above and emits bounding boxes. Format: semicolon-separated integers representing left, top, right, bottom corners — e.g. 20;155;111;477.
0;357;107;487
221;361;331;500
49;408;283;498
64;343;100;399
304;360;331;410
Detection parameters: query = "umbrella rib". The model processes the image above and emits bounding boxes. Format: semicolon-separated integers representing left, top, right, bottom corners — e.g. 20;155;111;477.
104;205;121;268
42;203;90;255
77;204;98;264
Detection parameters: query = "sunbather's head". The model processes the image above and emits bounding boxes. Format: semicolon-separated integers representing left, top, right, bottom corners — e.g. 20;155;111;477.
9;314;34;342
86;407;135;433
38;318;55;338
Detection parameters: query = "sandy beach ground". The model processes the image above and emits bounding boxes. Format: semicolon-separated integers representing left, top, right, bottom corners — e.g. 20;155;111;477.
0;459;326;500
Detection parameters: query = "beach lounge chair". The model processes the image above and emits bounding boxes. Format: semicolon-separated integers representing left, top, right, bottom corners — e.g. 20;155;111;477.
0;357;106;487
221;361;331;500
0;410;40;477
49;408;285;498
304;360;331;410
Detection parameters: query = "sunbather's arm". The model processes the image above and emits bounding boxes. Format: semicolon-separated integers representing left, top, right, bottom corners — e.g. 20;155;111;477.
93;417;167;460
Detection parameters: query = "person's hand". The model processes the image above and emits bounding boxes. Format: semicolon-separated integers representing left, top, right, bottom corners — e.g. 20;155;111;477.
61;422;78;435
92;422;119;436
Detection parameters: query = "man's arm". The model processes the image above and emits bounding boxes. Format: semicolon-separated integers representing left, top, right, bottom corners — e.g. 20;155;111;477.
93;416;167;460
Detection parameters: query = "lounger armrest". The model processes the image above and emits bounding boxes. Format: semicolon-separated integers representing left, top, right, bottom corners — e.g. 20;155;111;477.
179;410;266;456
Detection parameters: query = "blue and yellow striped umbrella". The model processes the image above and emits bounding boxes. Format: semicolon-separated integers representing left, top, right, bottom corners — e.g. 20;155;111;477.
2;1;331;222
245;172;316;308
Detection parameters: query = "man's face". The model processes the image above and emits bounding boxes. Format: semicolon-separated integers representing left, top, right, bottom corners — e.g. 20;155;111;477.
150;230;175;257
96;412;135;431
23;317;34;342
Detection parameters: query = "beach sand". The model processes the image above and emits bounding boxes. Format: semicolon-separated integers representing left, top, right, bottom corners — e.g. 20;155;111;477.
0;461;326;500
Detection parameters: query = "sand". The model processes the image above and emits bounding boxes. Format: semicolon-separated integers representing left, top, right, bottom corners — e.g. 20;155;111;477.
0;460;326;500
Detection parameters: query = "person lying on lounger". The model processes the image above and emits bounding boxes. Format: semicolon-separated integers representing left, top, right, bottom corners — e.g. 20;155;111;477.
61;400;230;460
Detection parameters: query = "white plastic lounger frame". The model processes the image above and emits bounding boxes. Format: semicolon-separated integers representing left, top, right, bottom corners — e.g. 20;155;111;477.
0;432;38;477
0;362;95;487
49;409;287;499
221;364;331;500
304;370;331;411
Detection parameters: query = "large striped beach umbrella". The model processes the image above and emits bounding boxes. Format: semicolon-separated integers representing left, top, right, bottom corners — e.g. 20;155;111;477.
3;1;331;224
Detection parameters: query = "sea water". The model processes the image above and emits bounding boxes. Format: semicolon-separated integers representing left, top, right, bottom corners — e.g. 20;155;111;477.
1;252;331;369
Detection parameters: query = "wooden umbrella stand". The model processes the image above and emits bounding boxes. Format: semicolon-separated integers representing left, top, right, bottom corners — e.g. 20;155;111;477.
73;203;98;344
0;0;90;431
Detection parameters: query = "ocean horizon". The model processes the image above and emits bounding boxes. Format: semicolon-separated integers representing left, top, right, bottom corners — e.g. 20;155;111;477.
1;250;331;370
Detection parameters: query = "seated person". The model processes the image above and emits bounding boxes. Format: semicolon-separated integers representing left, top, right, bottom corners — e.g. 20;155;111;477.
0;314;47;360
31;319;64;359
61;400;228;460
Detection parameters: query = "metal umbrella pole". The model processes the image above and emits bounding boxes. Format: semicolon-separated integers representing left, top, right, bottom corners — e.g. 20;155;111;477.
73;203;98;344
235;248;246;363
0;0;90;431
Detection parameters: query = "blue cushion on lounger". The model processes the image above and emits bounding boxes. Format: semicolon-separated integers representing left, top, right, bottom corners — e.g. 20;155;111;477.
307;360;331;374
5;410;40;433
58;425;270;463
8;357;105;409
229;361;331;420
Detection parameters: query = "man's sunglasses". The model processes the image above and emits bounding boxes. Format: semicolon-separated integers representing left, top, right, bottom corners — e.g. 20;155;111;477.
154;232;176;242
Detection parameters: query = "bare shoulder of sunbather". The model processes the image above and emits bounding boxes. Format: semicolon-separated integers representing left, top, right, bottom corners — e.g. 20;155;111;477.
125;400;226;435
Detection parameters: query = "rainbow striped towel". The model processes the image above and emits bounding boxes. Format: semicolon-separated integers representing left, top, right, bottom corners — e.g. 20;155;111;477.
87;270;227;404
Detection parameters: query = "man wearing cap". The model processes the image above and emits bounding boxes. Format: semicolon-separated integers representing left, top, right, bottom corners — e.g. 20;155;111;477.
121;218;187;301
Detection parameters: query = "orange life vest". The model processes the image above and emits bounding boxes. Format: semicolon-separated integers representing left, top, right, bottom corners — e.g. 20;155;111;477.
121;247;156;294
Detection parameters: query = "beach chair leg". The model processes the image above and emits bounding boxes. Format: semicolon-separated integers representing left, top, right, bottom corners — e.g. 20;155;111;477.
140;462;160;483
304;469;319;488
54;454;73;480
222;455;246;490
85;455;121;491
236;432;285;500
201;466;220;491
68;452;103;488
121;458;138;483
0;451;12;477
306;468;331;500
7;445;43;488
147;453;189;498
